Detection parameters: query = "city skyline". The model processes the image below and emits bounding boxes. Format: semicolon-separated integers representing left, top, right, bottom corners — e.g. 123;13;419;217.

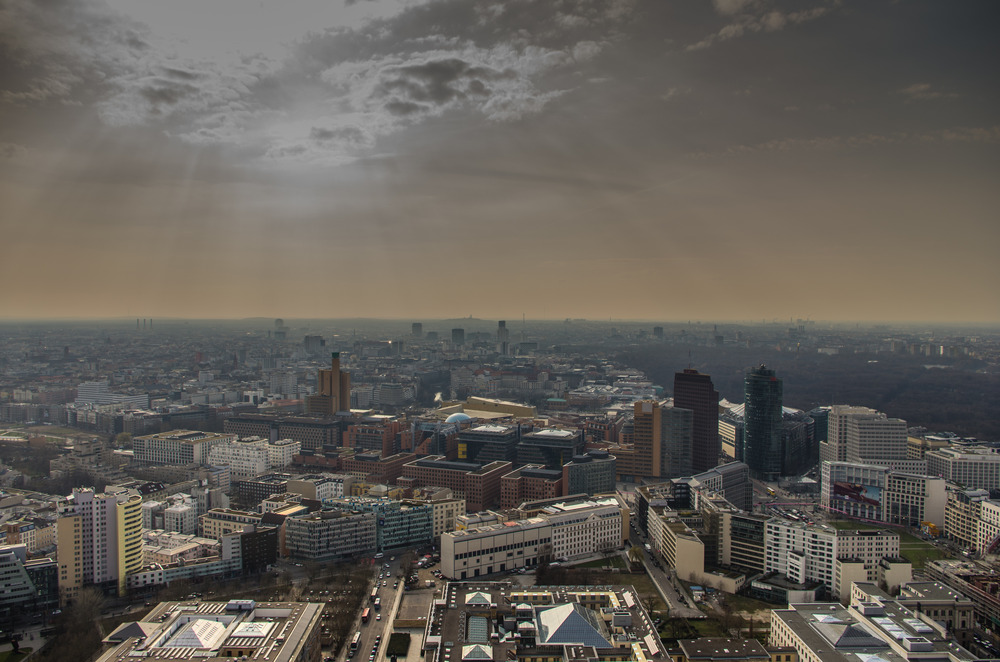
1;0;998;322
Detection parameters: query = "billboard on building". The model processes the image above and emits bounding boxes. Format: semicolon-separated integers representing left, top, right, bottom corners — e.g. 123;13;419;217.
832;481;881;508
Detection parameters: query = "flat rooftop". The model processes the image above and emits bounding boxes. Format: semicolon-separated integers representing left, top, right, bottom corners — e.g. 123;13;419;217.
99;600;322;662
425;582;666;662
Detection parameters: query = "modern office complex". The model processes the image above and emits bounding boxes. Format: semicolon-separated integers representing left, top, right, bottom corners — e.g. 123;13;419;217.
284;510;378;561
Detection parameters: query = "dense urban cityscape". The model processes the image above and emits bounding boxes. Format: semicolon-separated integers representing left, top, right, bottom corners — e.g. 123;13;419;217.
3;0;998;660
0;318;997;661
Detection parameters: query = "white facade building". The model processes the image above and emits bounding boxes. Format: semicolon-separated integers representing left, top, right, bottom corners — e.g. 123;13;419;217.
164;503;197;535
441;517;551;580
544;497;626;561
884;472;946;528
765;520;900;594
206;437;301;480
133;430;236;465
975;499;1000;554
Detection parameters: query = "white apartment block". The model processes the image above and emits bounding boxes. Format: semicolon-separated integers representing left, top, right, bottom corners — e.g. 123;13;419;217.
926;446;1000;490
765;520;900;593
57;487;144;599
267;438;300;468
133;430;236;465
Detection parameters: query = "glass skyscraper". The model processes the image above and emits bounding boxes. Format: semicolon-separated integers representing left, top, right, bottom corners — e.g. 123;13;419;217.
743;364;783;481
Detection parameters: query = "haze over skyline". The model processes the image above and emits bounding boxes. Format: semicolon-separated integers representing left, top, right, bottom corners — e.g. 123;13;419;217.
1;0;997;323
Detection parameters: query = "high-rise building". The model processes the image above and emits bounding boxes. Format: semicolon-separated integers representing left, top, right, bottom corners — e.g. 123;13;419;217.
497;320;510;355
674;369;720;474
57;487;144;600
616;400;692;480
742;365;783;481
451;328;465;346
305;352;351;415
411;322;423;337
632;400;662;478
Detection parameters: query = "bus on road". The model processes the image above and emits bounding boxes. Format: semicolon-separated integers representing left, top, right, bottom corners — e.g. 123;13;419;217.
370;587;378;602
361;608;371;624
350;632;362;656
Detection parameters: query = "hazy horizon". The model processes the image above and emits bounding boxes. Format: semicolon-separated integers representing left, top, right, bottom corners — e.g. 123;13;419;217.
2;0;998;322
1;316;997;332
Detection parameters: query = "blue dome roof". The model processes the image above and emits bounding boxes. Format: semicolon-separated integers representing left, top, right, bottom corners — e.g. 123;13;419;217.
445;412;472;423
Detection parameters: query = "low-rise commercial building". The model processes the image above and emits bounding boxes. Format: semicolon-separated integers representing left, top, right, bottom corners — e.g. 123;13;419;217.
324;496;433;551
441;517;551;579
771;599;977;662
132;430;236;465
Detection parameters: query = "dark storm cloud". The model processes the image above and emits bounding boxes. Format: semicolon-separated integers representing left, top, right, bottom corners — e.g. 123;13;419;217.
310;125;367;145
375;58;509;106
139;80;199;106
384;100;426;116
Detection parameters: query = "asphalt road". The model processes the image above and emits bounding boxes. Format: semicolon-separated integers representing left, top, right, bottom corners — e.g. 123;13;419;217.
628;526;703;619
335;556;405;662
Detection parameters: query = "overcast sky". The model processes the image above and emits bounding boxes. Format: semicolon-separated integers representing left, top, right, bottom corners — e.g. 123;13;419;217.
1;0;997;322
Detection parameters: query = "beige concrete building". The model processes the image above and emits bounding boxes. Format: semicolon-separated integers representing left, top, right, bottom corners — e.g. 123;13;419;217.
945;488;989;549
198;508;262;540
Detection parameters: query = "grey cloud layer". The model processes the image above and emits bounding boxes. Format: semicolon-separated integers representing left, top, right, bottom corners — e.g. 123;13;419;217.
0;0;637;164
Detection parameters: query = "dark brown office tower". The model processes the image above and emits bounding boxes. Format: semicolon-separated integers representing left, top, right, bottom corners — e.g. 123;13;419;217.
674;369;720;474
